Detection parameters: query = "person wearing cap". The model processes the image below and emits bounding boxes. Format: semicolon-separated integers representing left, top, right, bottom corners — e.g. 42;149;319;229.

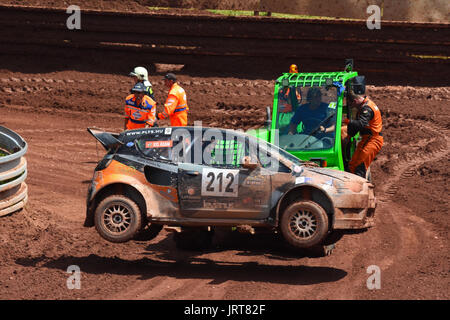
124;82;157;130
129;66;155;100
157;73;189;127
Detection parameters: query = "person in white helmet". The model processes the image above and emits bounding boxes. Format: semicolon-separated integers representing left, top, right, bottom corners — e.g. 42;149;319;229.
129;66;155;100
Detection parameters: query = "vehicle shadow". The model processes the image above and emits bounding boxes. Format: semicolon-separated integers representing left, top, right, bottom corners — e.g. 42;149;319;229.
15;251;347;286
15;230;347;286
145;229;336;261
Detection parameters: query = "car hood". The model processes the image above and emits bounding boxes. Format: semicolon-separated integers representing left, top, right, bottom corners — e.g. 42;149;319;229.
304;167;367;183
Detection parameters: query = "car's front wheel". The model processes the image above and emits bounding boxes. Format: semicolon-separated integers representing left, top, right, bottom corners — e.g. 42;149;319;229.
280;200;329;249
94;195;143;243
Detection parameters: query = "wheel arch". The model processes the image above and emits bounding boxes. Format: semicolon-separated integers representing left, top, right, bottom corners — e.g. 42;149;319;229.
275;184;335;229
85;183;147;227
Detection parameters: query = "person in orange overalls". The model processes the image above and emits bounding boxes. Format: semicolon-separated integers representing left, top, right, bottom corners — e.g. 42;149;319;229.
157;73;189;126
344;91;383;178
124;82;157;130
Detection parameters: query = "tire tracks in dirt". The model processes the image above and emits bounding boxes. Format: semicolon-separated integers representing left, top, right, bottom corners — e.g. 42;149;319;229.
333;117;449;298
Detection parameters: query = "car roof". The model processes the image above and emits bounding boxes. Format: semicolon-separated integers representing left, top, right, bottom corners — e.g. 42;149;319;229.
119;126;250;141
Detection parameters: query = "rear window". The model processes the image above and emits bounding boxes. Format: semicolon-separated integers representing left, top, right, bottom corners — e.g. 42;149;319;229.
135;135;175;162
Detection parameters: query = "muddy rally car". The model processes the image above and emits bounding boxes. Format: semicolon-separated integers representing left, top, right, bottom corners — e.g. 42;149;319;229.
85;126;375;255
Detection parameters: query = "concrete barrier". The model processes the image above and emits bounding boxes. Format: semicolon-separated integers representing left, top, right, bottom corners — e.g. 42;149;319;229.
0;126;28;217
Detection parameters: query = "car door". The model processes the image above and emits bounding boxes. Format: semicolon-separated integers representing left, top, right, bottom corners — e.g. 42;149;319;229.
177;131;272;219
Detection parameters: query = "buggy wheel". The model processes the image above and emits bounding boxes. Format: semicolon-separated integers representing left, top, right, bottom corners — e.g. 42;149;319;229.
94;194;143;243
280;200;329;249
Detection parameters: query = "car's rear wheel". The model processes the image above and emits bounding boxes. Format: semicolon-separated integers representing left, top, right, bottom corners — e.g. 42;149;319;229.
94;195;143;243
280;200;329;249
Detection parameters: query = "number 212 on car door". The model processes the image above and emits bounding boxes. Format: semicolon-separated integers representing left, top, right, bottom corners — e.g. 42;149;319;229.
201;168;239;197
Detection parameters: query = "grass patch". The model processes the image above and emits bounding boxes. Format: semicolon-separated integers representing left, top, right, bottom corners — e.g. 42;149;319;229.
411;54;449;60
207;9;359;21
146;7;359;21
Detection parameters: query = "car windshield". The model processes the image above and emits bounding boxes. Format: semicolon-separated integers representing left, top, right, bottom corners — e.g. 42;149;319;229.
276;85;337;151
135;136;174;162
247;134;303;168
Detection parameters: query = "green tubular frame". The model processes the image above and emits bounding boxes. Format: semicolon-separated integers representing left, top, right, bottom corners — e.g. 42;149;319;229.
251;70;359;171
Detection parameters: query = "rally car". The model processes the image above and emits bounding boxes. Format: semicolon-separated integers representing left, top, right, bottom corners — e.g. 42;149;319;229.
85;126;376;254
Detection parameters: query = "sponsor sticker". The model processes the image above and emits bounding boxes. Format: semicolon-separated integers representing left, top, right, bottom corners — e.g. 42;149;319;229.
145;140;173;148
295;176;312;184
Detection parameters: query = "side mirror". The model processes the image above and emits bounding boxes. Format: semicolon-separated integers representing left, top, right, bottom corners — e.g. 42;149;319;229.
241;156;260;170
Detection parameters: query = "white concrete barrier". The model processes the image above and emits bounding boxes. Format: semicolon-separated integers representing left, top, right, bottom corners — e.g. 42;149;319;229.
0;126;28;217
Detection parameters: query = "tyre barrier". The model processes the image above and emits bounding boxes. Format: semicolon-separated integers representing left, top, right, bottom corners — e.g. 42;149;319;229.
0;126;28;217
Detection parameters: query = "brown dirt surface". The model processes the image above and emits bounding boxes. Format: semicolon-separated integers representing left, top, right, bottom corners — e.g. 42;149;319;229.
0;67;448;300
0;0;448;302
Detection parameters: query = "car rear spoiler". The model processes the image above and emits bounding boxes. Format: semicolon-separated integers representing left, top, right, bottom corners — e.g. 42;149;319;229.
87;128;123;151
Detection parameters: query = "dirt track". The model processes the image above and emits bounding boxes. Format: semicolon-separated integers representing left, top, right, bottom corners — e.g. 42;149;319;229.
0;67;448;300
0;0;449;301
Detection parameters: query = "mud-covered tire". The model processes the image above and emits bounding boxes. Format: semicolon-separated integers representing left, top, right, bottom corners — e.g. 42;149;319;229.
173;227;214;251
280;200;329;249
94;195;143;243
134;223;163;241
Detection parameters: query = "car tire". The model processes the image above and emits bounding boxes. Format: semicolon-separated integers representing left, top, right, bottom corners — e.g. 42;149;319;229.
280;200;329;249
94;194;143;243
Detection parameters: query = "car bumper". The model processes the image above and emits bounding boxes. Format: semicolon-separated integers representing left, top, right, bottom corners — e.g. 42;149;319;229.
333;183;376;229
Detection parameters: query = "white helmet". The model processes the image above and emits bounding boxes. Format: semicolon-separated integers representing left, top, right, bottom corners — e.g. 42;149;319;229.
129;66;148;81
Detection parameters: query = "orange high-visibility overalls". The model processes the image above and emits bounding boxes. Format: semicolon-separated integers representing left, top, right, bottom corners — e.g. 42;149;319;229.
348;97;383;175
158;83;189;126
124;94;156;130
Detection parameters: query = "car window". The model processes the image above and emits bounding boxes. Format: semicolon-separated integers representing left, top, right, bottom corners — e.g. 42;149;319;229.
135;135;175;162
202;137;245;168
